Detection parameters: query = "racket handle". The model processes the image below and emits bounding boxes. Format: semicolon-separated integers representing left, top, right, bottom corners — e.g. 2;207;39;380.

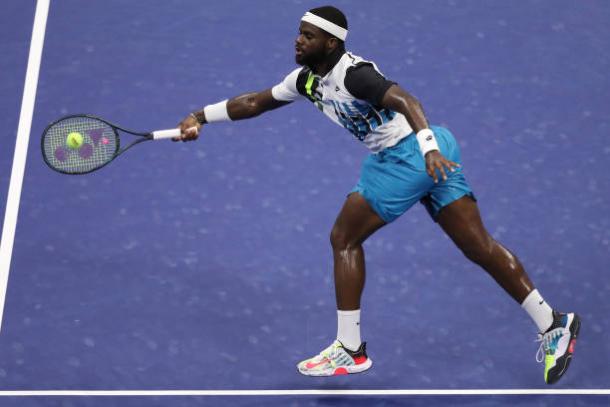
151;128;181;140
151;127;199;140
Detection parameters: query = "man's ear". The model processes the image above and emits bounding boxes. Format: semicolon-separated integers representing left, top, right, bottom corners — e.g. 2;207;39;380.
326;37;339;53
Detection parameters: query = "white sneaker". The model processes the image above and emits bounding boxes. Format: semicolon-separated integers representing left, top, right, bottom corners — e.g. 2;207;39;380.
297;340;372;376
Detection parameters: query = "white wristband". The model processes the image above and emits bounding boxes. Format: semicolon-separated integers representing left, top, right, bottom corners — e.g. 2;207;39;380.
416;128;439;156
203;100;231;123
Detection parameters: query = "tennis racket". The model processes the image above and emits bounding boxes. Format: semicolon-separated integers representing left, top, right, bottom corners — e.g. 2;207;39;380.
41;114;193;175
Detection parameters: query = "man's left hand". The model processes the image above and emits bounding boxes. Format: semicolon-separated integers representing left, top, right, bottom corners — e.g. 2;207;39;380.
425;150;460;183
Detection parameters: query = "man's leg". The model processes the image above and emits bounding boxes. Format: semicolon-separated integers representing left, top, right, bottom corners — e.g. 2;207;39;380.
330;192;386;311
297;192;385;376
436;195;580;384
436;195;533;303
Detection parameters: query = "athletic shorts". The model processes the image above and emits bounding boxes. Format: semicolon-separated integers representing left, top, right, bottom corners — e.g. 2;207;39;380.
350;126;475;223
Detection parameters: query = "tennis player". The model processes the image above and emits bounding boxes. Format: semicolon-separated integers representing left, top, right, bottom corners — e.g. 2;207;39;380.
176;6;579;384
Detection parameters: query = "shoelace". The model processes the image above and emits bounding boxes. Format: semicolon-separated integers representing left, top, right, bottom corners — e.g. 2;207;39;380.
320;341;341;359
311;341;343;369
535;328;563;363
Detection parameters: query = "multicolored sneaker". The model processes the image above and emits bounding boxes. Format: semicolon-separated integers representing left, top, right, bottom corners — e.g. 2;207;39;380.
536;311;580;384
297;340;372;376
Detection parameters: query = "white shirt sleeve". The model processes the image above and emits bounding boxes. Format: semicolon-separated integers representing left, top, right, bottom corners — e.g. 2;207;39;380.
271;68;303;102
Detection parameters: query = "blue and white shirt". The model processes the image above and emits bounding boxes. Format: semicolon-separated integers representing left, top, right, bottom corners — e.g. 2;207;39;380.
271;52;413;152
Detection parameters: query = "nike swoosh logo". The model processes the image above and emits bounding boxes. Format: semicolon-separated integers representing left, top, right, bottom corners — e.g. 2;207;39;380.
539;300;544;305
305;358;330;369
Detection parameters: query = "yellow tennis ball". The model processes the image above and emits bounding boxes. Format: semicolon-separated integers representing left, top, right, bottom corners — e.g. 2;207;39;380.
66;132;84;149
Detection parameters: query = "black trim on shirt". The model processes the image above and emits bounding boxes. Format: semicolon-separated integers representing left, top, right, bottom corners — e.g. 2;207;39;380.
296;67;311;98
344;62;395;106
296;67;323;102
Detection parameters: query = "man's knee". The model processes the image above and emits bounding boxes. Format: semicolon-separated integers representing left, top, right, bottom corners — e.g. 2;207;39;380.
330;224;355;252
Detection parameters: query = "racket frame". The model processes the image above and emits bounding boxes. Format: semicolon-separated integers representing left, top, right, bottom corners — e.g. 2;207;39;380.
41;114;158;175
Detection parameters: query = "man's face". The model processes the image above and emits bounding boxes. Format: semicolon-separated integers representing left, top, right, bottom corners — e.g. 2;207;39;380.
295;21;330;66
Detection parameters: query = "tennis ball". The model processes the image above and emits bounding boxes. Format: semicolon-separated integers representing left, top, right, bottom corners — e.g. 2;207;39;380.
66;132;84;149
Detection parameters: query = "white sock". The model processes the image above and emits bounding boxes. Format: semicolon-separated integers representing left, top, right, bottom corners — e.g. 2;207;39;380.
337;309;361;351
521;289;554;332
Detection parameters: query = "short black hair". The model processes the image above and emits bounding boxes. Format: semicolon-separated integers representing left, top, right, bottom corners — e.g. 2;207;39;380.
308;6;348;31
308;5;347;48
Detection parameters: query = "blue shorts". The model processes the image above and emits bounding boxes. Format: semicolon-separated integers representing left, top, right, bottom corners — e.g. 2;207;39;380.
351;126;475;223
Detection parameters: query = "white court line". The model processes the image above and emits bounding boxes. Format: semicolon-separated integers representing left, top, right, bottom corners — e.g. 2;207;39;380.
0;0;50;332
0;389;608;397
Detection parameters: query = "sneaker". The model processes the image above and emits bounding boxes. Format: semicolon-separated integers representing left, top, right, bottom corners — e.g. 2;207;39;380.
297;340;372;376
536;311;580;384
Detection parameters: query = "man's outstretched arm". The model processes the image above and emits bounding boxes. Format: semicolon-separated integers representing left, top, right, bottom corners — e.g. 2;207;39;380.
176;88;291;141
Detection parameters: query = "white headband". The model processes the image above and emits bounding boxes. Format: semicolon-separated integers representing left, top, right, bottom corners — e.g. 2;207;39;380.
301;12;348;41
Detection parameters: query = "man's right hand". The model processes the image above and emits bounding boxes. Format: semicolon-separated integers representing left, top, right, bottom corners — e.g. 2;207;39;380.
174;114;202;142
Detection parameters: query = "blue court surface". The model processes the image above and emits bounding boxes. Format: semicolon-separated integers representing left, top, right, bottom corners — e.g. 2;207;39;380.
1;0;609;406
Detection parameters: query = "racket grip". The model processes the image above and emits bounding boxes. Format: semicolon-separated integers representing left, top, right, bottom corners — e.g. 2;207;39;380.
151;127;200;140
151;128;181;140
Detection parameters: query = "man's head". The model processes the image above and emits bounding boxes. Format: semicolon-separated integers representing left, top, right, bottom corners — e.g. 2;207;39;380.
295;6;348;66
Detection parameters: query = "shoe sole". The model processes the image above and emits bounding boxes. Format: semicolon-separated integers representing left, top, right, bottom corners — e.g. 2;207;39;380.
298;358;373;377
546;313;580;385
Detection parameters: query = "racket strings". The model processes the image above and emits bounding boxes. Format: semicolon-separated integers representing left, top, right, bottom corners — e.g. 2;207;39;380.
42;117;118;174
